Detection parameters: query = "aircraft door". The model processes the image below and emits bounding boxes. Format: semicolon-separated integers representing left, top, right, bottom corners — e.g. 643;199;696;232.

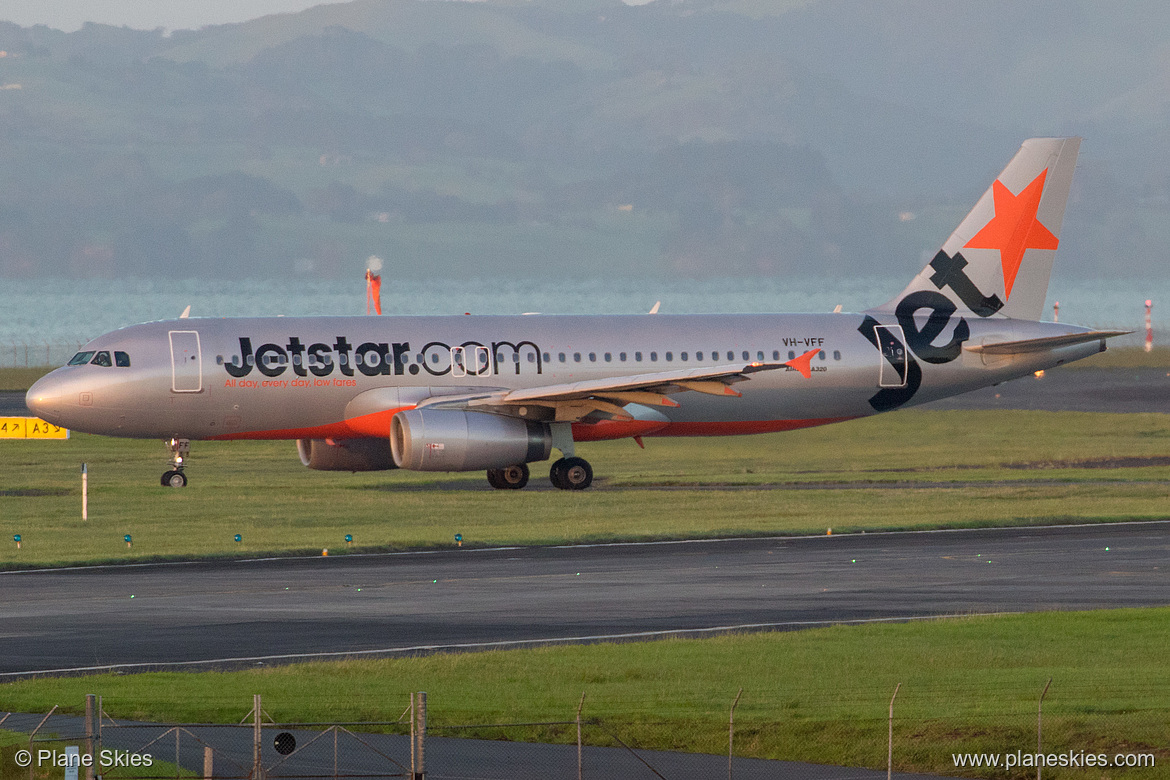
169;330;203;393
873;324;908;388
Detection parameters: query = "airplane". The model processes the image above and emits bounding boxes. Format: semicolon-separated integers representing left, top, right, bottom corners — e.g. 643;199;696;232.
27;137;1127;490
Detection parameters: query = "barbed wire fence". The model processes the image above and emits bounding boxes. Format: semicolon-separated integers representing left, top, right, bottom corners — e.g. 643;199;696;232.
6;683;1168;780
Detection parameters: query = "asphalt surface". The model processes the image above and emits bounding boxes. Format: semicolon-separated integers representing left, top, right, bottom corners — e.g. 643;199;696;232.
2;522;1168;677
1;712;941;780
919;367;1170;413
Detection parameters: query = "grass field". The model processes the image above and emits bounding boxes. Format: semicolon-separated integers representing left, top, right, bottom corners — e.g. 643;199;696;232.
1;408;1167;568
2;609;1168;778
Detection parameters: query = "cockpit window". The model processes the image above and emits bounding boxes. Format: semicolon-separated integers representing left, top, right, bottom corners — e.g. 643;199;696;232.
90;351;112;367
68;351;95;366
115;351;131;367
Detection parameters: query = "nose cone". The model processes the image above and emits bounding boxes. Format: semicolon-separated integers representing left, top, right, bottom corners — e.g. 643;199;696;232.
26;371;73;424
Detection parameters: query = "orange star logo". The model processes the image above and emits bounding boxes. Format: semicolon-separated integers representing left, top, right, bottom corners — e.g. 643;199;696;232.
963;168;1058;300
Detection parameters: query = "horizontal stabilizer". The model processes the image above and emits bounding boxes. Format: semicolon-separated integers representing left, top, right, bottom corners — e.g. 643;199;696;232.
963;330;1130;355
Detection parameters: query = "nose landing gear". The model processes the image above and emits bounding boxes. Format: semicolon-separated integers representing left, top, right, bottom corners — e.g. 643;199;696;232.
161;437;190;488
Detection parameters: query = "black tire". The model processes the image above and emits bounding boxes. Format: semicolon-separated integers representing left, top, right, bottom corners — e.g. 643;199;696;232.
499;463;529;490
162;470;188;488
554;457;592;490
488;464;530;490
549;458;567;489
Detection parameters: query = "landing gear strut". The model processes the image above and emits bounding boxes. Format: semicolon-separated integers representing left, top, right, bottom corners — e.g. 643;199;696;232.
486;463;529;490
549;457;592;490
161;437;189;488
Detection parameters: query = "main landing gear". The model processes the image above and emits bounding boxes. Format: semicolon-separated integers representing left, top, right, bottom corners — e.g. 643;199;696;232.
161;437;189;488
486;464;529;490
484;423;592;491
549;457;592;490
484;458;594;490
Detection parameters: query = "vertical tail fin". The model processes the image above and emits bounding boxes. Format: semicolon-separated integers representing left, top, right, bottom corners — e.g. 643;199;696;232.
875;137;1080;322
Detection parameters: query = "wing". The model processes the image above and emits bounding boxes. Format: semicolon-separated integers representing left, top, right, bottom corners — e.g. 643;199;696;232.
416;362;784;423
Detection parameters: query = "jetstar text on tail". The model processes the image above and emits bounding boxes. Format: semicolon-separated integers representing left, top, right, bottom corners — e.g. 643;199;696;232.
222;337;544;379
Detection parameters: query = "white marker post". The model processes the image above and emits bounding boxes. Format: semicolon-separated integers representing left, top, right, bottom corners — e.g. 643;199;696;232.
82;463;88;521
1145;299;1153;352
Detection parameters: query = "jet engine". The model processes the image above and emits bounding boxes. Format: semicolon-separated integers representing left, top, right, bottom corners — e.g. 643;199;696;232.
390;409;551;471
297;438;397;471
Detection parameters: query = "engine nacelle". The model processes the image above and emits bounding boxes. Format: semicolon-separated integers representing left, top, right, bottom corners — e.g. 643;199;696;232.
390;409;551;471
297;438;397;472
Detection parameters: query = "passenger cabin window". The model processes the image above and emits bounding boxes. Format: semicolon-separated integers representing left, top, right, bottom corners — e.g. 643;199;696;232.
588;352;596;362
620;352;627;362
772;350;780;361
742;351;750;361
574;353;581;363
604;352;612;362
833;350;841;361
788;351;796;360
665;351;673;361
558;352;566;363
635;352;643;362
696;351;704;361
542;352;551;363
90;351;112;367
680;352;688;361
650;351;658;361
757;351;765;361
68;351;95;366
818;350;826;360
727;351;734;361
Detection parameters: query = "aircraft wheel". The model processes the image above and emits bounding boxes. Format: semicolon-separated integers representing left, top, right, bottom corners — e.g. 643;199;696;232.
488;465;529;490
161;470;188;488
550;457;592;490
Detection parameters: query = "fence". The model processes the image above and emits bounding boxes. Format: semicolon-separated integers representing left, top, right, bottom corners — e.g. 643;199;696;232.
2;342;86;369
5;685;1168;780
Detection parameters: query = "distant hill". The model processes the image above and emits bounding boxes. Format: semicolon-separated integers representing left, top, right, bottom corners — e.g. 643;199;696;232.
0;0;1167;282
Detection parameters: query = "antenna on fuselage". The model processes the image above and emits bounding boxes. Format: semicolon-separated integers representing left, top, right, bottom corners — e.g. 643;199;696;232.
179;305;191;319
648;301;661;314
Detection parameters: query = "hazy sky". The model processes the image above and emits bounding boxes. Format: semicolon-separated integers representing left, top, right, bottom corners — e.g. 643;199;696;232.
3;0;353;32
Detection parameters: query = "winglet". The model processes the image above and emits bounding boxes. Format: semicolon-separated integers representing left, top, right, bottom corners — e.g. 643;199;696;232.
783;348;820;379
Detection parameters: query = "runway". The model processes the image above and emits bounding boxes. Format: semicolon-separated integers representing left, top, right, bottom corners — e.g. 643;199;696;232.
2;522;1168;676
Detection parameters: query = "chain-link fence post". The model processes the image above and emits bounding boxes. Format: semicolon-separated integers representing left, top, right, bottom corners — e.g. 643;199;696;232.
576;692;585;780
411;692;426;780
887;682;901;780
728;688;742;780
252;694;263;780
204;746;213;780
1037;678;1052;780
85;695;96;780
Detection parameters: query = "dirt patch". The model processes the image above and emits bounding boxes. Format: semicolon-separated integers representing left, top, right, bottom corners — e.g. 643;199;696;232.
0;488;70;497
1003;456;1170;470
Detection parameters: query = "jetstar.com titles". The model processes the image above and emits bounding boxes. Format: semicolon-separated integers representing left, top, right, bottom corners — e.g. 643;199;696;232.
222;337;543;380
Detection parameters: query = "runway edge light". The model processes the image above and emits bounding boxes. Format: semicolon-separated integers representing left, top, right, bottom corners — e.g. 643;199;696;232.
13;534;21;549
